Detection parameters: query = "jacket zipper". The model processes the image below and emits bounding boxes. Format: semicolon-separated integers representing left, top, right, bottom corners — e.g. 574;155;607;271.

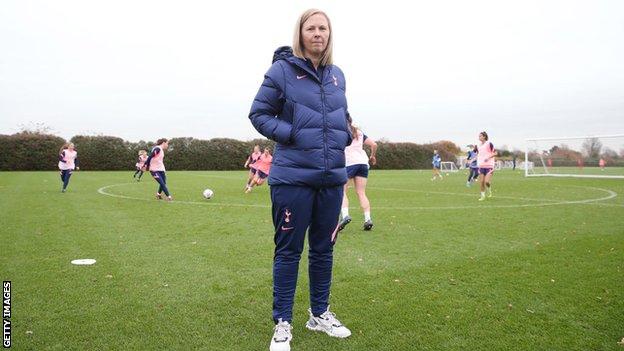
319;68;328;186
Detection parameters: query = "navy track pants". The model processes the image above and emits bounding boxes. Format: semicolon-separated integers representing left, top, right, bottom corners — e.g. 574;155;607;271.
270;184;343;323
150;171;170;196
60;169;72;190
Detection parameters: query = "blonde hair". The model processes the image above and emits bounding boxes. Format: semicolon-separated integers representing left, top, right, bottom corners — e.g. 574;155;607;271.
58;142;74;154
293;9;333;66
138;150;147;156
59;143;69;155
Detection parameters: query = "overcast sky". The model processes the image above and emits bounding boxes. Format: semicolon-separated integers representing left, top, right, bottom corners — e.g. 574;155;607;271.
1;0;623;150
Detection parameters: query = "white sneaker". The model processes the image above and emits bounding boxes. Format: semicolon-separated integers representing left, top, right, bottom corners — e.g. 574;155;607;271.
305;307;351;338
487;188;492;198
270;319;292;351
478;194;486;201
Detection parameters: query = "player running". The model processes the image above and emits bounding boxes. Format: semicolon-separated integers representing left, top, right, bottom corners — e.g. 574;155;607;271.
338;114;377;232
465;145;479;187
143;138;172;201
431;150;443;180
245;148;272;193
244;145;262;190
133;150;148;181
476;131;497;201
58;142;79;192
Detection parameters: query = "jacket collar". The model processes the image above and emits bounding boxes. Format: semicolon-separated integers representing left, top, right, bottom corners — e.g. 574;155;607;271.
272;46;328;84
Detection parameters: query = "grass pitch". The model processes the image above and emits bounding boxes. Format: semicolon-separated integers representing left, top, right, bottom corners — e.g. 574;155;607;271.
1;169;623;350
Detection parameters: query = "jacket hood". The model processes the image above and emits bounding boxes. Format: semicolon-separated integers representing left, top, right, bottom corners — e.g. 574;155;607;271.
272;46;294;64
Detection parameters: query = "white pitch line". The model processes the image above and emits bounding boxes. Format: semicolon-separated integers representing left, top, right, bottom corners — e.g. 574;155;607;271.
367;186;561;203
97;183;270;208
97;182;618;211
372;186;617;210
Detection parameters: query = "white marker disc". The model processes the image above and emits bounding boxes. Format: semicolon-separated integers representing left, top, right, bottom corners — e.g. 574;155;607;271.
71;259;96;265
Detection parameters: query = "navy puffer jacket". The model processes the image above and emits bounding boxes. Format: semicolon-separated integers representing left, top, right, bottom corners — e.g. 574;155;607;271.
249;46;352;188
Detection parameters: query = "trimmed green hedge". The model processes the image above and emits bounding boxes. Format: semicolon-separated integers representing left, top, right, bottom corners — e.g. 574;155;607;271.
0;133;460;171
0;132;66;171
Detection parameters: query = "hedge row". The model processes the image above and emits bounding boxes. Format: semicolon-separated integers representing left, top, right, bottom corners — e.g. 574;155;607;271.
0;132;460;171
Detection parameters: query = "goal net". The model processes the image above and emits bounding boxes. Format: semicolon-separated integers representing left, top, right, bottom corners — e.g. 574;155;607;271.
525;134;624;178
440;161;458;172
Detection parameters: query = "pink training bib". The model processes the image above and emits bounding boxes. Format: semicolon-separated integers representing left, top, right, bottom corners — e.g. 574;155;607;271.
345;130;369;167
255;154;272;174
477;141;495;168
249;151;262;170
149;147;166;171
58;149;77;170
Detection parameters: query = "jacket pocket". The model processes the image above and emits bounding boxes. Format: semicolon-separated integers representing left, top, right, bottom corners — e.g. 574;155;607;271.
326;107;350;149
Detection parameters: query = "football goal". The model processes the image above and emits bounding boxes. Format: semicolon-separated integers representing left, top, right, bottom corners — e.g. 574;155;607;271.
525;134;624;179
440;161;458;173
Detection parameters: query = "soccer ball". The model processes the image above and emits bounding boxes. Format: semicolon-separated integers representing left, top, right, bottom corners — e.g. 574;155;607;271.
202;188;214;199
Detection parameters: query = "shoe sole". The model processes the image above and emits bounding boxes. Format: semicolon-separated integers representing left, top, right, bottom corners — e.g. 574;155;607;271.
363;224;373;231
269;341;291;351
305;323;351;338
337;218;351;232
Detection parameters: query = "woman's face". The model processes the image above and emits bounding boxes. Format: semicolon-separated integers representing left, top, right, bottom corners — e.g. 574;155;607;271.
301;14;329;57
68;143;74;150
254;146;260;153
162;141;169;150
479;134;486;142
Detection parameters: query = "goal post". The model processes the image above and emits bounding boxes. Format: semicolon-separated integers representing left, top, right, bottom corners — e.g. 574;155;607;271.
440;161;458;173
525;134;624;179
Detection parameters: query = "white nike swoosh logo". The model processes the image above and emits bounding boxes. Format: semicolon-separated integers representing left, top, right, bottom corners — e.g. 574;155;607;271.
296;75;307;80
281;226;294;231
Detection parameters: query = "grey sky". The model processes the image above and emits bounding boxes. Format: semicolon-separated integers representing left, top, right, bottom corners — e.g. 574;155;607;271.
1;0;623;150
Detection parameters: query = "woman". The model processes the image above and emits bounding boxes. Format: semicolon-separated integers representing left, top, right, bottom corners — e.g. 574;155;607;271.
133;150;148;181
476;131;497;201
338;114;377;232
249;9;352;351
58;142;79;192
465;145;479;187
244;145;262;191
431;149;443;180
245;148;272;193
143;138;172;201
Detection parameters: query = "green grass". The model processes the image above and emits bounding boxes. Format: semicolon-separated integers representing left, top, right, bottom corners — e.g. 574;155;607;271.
1;169;623;350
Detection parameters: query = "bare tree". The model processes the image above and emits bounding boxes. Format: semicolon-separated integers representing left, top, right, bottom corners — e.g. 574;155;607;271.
581;137;602;159
602;147;618;159
18;122;54;135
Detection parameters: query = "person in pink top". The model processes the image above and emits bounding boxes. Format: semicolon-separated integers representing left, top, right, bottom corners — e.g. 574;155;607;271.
599;158;606;171
338;114;377;232
58;142;79;193
133;150;148;181
244;145;262;190
143;138;172;201
476;131;497;201
245;148;272;193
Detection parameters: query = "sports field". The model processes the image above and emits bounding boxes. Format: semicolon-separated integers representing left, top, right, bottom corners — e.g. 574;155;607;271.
1;169;623;350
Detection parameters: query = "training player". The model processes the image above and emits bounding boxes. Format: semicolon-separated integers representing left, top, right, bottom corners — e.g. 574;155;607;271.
58;142;79;192
431;150;443;180
476;131;497;201
338;114;377;232
133;150;148;181
465;145;479;187
245;148;272;193
244;145;262;190
143;138;172;201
